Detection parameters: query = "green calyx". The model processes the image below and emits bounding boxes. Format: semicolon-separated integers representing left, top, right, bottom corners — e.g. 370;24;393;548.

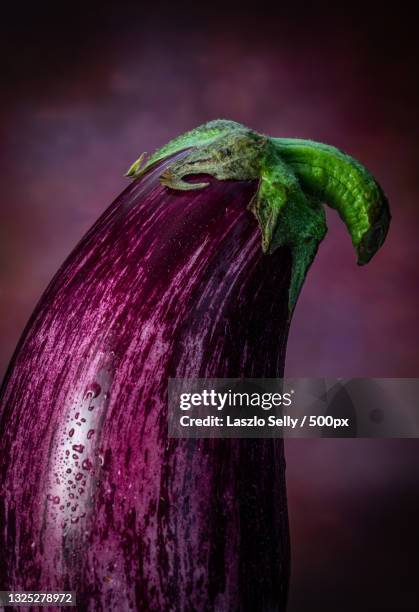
127;119;390;314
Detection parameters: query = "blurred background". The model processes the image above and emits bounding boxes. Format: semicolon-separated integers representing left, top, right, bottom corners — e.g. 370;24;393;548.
1;1;418;609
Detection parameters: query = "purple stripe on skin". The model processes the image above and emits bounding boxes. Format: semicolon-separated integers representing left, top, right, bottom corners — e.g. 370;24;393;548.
0;156;291;611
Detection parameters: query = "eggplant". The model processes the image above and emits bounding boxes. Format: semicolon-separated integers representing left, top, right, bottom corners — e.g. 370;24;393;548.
0;120;390;611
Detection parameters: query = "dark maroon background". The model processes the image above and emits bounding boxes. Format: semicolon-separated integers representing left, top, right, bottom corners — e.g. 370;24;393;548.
1;2;418;610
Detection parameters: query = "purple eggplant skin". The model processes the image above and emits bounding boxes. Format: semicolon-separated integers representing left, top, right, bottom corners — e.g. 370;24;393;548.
0;158;292;611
